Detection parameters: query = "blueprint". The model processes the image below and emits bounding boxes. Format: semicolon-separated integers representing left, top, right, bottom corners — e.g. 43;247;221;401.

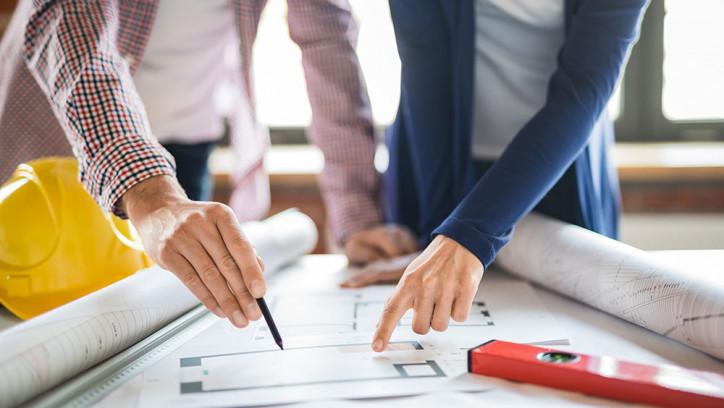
0;267;198;408
121;267;570;407
496;212;724;361
138;333;482;407
0;209;318;408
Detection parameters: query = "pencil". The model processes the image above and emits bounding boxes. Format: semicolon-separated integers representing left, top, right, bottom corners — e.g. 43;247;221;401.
256;297;283;350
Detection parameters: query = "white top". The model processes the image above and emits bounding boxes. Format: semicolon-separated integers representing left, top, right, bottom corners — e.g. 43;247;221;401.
472;0;565;160
133;0;235;144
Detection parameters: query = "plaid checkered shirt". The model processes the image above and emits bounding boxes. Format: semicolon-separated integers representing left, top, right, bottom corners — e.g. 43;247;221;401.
0;0;383;244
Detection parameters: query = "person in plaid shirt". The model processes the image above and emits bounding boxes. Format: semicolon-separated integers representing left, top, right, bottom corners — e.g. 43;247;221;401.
0;0;417;328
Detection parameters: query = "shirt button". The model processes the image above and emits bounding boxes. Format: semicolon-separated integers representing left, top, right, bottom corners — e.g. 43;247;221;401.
123;54;136;66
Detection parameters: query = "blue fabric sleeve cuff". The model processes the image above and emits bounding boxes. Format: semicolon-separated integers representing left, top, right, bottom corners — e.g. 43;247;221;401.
433;217;513;269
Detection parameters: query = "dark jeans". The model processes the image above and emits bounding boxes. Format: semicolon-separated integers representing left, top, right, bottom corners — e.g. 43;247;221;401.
473;159;580;227
162;141;216;201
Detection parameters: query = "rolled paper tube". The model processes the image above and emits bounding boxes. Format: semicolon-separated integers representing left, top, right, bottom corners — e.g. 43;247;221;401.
496;212;724;361
0;208;319;407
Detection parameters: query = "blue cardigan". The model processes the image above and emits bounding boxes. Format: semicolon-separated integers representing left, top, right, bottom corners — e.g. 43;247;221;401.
384;0;649;268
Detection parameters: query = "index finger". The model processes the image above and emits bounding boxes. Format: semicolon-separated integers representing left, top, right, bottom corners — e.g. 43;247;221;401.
215;208;266;298
372;290;412;352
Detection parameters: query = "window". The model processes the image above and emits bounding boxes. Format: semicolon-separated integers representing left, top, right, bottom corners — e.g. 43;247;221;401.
616;1;724;141
252;0;399;143
662;1;724;122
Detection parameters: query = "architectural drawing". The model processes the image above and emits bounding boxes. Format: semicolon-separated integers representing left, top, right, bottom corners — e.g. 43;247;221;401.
179;341;445;394
129;274;570;407
253;292;494;342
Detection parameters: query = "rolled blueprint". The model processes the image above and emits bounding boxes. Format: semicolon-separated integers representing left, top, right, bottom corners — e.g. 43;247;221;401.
0;208;318;407
243;208;319;274
496;212;724;360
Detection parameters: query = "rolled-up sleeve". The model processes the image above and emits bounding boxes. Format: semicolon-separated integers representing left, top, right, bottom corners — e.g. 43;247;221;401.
23;0;175;217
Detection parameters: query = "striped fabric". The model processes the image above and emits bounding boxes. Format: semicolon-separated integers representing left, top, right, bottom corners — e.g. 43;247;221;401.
0;0;383;243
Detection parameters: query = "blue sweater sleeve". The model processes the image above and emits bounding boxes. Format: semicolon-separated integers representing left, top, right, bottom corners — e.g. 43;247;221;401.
434;0;649;268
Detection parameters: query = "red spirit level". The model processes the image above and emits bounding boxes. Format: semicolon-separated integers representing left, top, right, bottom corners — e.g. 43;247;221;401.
468;340;724;408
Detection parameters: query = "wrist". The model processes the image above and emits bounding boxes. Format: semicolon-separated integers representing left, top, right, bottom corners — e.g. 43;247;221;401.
119;175;188;222
434;234;484;270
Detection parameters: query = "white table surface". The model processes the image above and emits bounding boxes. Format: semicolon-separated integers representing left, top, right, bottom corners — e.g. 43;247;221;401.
3;250;724;407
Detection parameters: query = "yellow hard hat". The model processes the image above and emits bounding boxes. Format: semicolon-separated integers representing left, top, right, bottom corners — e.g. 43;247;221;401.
0;157;152;319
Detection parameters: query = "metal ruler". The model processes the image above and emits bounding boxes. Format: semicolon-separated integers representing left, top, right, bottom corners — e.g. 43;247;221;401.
24;305;217;408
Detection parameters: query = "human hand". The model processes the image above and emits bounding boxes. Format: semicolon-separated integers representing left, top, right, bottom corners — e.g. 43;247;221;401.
344;225;418;265
120;175;264;328
340;252;419;288
371;234;484;352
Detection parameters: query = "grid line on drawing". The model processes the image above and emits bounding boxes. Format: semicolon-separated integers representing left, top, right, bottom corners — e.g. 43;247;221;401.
253;297;495;341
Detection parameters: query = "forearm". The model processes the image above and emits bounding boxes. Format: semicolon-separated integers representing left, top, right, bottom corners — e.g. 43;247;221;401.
24;0;174;216
318;161;384;244
287;0;384;243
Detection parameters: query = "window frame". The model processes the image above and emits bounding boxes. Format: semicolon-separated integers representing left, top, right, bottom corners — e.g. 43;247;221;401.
615;1;724;142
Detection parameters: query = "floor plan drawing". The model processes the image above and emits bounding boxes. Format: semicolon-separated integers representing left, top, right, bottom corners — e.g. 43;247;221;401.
134;332;486;408
179;341;445;394
253;291;494;341
94;263;571;407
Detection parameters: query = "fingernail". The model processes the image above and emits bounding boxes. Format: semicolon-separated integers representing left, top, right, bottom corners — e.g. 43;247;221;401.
232;310;248;327
250;279;265;297
372;339;384;352
215;307;226;318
